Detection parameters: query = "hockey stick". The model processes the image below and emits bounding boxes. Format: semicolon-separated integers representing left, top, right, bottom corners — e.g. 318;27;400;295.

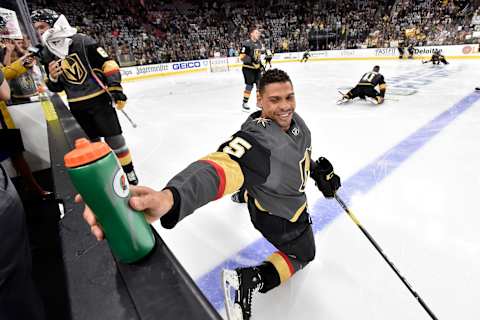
120;109;137;128
334;194;438;320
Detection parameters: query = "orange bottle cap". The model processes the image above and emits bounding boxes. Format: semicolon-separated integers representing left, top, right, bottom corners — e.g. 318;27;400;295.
64;138;111;168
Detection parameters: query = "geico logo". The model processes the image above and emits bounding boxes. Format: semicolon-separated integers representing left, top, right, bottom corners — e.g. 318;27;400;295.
173;61;201;70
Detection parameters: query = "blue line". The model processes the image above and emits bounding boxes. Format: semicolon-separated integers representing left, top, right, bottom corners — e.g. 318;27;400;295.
196;92;480;311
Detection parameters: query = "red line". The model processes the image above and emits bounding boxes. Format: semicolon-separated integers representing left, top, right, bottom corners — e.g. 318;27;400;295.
277;251;295;276
200;160;226;200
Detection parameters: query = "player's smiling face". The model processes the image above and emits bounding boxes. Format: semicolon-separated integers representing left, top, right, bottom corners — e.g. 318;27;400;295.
259;81;296;132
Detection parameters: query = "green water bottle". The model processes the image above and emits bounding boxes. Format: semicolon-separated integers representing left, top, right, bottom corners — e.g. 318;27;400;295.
64;138;155;263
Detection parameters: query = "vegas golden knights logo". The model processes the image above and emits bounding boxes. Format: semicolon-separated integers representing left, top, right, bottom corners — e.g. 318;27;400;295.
61;53;87;85
298;147;312;192
253;49;261;61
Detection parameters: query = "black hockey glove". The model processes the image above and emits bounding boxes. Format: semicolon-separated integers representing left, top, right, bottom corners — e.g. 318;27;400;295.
111;91;127;110
311;157;341;198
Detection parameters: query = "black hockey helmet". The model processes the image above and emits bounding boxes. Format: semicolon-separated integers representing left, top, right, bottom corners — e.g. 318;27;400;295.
373;65;380;72
30;9;59;27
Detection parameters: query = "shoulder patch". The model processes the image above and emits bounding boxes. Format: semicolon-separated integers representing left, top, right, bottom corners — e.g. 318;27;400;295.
97;47;108;58
253;117;271;128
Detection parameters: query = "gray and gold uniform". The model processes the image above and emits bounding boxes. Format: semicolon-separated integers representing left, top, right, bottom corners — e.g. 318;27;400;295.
161;110;316;291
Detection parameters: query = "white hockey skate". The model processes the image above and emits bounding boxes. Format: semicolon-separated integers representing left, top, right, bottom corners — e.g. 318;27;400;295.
222;267;264;320
336;96;350;105
365;96;381;105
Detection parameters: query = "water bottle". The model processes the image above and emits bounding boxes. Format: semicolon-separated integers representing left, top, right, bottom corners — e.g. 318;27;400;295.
64;138;155;263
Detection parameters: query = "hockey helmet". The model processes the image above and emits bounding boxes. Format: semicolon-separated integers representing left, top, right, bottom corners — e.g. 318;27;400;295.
31;9;60;27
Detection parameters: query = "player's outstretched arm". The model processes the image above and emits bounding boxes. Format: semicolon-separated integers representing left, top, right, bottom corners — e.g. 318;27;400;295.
77;186;174;240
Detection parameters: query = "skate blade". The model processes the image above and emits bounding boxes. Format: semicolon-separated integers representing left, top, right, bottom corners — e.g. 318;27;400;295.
222;270;241;320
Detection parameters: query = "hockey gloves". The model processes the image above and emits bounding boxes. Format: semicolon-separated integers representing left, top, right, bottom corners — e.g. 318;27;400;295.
311;157;341;198
111;91;127;110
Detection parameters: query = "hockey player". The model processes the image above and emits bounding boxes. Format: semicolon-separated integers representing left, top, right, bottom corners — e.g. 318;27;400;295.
31;9;138;185
300;49;310;63
240;27;264;112
80;69;341;320
338;65;386;105
397;41;405;59
423;49;449;65
407;43;415;59
264;49;274;69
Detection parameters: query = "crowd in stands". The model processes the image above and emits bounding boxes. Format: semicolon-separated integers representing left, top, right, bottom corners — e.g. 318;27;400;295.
26;0;479;66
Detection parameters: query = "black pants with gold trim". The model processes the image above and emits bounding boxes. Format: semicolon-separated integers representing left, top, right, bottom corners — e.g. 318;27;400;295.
246;195;316;288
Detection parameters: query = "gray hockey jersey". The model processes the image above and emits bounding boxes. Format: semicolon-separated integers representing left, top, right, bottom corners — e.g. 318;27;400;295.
162;111;313;228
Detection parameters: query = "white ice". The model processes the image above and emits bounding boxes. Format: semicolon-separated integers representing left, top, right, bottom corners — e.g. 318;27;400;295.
120;59;480;320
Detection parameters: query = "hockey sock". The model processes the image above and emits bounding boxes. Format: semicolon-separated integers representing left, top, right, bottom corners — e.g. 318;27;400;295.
243;90;251;103
243;84;254;103
105;135;134;173
257;261;281;293
263;251;295;291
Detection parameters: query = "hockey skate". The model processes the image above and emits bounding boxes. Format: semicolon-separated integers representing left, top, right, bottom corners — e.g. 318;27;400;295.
222;267;264;320
336;91;350;105
126;169;139;185
366;96;381;105
336;96;350;105
242;102;250;112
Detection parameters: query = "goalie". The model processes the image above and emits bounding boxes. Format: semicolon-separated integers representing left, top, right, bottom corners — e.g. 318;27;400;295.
338;65;386;105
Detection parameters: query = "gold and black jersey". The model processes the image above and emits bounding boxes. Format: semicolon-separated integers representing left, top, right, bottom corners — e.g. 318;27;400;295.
240;39;263;70
161;111;313;229
358;71;385;87
42;33;123;105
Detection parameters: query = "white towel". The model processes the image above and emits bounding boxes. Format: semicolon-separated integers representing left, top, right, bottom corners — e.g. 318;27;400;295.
41;15;77;59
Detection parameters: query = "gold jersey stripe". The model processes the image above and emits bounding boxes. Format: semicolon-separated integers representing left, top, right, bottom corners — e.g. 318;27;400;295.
102;60;120;74
290;201;307;222
67;89;105;102
254;199;268;212
200;152;244;196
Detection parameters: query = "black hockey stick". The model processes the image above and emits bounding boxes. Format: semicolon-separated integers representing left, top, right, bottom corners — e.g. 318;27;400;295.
119;109;137;128
334;194;438;320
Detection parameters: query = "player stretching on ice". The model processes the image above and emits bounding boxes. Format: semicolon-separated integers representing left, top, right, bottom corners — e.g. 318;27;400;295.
338;65;387;105
423;49;449;65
